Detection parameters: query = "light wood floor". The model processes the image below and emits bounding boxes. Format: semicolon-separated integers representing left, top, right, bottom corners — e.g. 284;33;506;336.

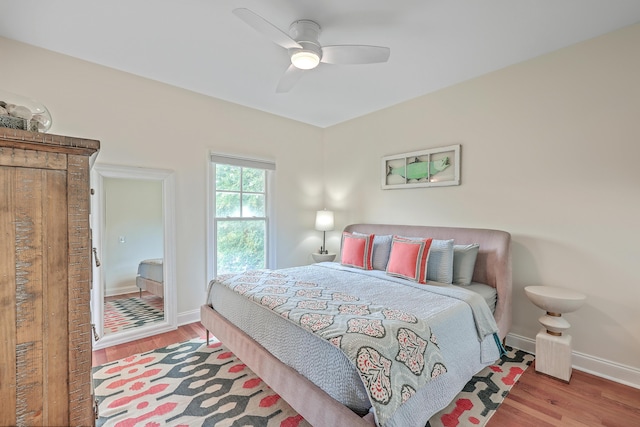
92;322;640;426
104;290;157;302
91;321;205;366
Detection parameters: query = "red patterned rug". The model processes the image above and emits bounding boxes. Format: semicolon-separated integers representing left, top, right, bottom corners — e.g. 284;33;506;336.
93;338;309;427
93;339;532;427
427;346;534;427
103;295;165;335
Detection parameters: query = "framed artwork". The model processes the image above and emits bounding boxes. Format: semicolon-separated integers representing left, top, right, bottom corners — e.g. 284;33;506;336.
382;144;460;189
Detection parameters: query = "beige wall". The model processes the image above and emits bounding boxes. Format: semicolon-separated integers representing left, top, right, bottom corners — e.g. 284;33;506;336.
2;22;639;383
0;37;325;315
323;24;640;376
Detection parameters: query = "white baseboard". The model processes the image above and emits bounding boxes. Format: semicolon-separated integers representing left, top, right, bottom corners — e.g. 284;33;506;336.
506;333;640;389
94;309;199;350
105;285;139;297
93;321;175;350
178;309;200;326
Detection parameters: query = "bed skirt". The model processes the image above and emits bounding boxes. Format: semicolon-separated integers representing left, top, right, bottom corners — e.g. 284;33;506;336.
200;304;375;427
136;276;163;298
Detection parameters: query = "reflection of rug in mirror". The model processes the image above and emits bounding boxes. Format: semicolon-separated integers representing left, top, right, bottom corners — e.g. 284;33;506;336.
103;295;164;334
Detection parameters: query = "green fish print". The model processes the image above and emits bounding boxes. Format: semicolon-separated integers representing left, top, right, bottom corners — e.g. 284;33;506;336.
387;157;450;180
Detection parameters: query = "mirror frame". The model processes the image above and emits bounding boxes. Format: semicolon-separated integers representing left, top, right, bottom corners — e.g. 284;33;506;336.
91;163;177;350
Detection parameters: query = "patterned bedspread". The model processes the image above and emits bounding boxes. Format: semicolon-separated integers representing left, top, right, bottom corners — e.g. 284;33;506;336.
217;269;447;427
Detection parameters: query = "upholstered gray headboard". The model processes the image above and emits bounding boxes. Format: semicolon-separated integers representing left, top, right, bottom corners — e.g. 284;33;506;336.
343;223;512;340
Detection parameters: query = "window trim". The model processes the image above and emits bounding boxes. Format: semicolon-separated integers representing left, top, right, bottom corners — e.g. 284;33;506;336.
206;152;276;284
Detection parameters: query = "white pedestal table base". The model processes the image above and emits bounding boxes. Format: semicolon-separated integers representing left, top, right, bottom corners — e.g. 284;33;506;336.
535;328;573;382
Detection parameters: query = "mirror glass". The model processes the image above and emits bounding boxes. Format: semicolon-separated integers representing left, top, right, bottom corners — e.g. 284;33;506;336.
102;177;164;335
91;164;177;350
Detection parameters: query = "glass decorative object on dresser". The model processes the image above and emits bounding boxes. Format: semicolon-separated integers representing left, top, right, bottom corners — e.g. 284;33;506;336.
0;89;52;132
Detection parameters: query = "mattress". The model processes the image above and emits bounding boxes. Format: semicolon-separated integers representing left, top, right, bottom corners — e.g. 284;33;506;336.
207;263;501;427
137;258;163;283
465;281;497;312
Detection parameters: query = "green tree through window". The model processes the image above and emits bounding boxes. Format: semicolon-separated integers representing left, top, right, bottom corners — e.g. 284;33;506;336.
214;164;268;274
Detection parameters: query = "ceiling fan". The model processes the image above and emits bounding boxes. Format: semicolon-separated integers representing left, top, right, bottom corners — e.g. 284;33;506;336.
232;8;391;93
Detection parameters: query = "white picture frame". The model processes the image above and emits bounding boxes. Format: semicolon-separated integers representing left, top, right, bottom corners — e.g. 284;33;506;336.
382;144;460;189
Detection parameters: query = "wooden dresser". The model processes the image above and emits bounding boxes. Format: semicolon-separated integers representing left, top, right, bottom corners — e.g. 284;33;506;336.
0;128;99;426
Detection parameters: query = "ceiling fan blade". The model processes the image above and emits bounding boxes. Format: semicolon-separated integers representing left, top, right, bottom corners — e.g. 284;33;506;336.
233;8;301;50
321;45;390;65
276;64;305;93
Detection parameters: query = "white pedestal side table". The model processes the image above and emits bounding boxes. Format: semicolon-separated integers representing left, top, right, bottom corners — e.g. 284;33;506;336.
311;252;336;263
524;286;586;382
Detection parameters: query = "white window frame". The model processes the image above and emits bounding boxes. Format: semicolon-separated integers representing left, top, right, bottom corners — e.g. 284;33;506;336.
206;153;276;284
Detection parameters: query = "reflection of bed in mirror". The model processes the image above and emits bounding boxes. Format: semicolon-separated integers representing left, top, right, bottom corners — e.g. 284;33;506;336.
136;258;164;298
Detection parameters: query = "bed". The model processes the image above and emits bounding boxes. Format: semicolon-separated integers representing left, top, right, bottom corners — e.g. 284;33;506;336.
136;258;164;298
200;224;512;427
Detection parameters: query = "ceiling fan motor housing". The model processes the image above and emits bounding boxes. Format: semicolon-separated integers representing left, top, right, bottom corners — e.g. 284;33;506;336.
289;20;322;61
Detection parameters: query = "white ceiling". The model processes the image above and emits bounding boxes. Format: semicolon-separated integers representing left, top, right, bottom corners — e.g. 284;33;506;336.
1;0;640;128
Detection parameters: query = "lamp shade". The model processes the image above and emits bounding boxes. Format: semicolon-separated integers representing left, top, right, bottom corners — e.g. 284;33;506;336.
315;210;334;232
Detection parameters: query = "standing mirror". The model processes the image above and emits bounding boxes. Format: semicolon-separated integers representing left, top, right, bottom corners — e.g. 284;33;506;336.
91;164;177;350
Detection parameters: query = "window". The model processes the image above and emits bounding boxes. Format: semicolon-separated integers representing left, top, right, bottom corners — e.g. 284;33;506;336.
208;154;275;278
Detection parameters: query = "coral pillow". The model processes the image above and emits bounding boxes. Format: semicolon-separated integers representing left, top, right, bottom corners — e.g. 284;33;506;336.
353;232;393;271
386;236;433;283
341;232;375;270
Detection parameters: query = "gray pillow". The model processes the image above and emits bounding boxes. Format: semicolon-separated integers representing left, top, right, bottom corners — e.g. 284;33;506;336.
453;244;480;285
426;239;454;284
371;234;392;271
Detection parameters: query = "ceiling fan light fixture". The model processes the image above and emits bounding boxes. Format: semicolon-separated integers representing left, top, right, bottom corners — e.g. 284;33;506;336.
232;9;390;92
291;50;320;70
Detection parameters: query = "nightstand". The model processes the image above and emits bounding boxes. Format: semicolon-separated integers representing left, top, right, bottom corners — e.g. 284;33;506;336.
311;252;336;263
525;285;586;382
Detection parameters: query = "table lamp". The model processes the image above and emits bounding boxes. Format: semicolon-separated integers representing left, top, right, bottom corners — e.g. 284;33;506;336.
315;210;334;254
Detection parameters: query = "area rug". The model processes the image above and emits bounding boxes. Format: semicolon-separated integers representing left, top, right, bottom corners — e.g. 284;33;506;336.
427;346;534;427
93;339;532;427
94;338;309;427
103;295;165;334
